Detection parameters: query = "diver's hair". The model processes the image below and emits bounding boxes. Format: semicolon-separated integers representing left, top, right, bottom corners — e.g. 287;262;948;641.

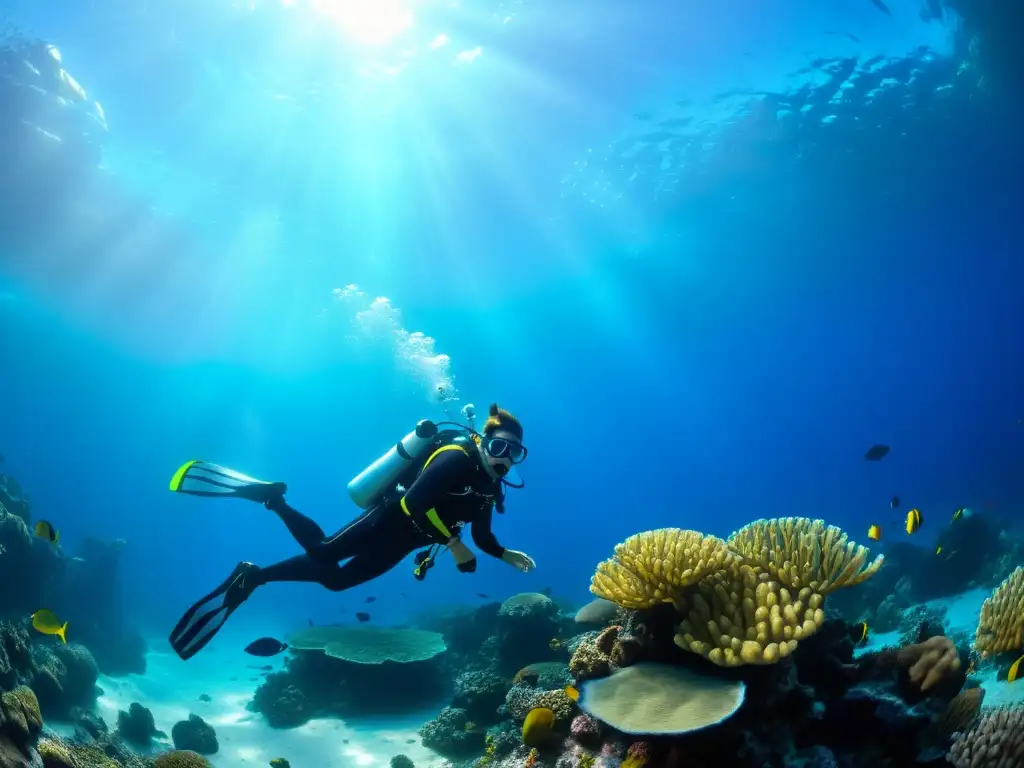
483;403;523;441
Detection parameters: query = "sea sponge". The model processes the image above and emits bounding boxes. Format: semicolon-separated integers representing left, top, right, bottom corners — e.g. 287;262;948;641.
286;626;446;664
727;517;884;594
974;566;1024;657
948;705;1024;767
522;707;557;747
673;562;825;666
577;662;745;735
153;751;212;768
896;635;961;692
590;529;735;610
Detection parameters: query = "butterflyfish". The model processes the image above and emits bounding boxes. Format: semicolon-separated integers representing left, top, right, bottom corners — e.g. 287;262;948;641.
905;508;923;534
33;520;59;544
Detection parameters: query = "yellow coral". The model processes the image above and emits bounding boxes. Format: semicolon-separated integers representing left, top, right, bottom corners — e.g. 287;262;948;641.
153;751;212;768
974;566;1024;657
590;529;735;610
673;562;825;666
727;517;883;595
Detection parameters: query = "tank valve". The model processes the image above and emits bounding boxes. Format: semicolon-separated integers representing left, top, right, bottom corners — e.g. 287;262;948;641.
415;419;438;438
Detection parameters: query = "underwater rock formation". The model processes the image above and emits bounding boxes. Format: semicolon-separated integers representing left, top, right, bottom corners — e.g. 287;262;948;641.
0;686;42;768
251;625;448;727
116;702;163;746
170;714;218;755
494;594;562;674
419;705;484;757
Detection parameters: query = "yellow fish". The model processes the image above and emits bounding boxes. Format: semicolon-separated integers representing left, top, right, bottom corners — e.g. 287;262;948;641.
1008;654;1024;683
905;508;923;535
33;520;59;545
849;622;869;645
564;684;579;702
31;609;68;643
936;546;943;556
867;524;881;541
548;638;562;650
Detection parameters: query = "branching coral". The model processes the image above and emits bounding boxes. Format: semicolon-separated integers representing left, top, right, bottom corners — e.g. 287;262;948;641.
948;705;1024;767
674;563;825;666
973;566;1024;657
590;529;735;610
897;635;961;692
727;517;883;594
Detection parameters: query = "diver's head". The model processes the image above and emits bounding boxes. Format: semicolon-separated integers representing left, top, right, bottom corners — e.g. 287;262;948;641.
479;403;526;479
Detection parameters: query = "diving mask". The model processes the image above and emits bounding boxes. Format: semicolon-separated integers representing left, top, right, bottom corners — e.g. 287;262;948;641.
485;436;527;464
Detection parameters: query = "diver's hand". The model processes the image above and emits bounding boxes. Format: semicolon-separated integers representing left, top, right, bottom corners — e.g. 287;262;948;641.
449;538;477;573
502;549;536;573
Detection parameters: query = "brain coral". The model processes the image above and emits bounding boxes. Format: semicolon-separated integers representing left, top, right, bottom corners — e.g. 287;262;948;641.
974;566;1024;657
590;529;735;611
578;662;745;735
286;626;446;664
153;751;212;768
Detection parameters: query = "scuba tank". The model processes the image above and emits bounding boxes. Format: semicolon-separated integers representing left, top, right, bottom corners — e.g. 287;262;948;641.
347;420;440;509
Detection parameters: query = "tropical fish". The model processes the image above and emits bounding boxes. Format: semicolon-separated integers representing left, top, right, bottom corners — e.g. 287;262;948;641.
244;637;287;657
867;525;882;541
477;593;490;599
549;638;562;650
864;444;890;461
356;612;371;623
848;622;869;645
270;759;292;768
31;609;68;643
564;685;579;702
1008;654;1024;683
365;596;377;603
890;496;900;509
952;507;973;522
905;508;923;534
33;520;59;544
936;546;943;556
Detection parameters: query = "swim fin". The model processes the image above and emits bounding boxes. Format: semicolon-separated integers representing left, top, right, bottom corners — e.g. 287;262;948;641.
168;461;287;504
169;561;261;660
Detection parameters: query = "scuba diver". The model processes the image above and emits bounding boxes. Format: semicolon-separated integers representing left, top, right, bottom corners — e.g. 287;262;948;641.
168;403;535;660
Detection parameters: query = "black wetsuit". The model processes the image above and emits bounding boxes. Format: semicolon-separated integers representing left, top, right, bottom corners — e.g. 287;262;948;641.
255;441;506;591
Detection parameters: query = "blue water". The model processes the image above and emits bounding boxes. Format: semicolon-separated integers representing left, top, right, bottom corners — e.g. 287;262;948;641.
1;0;1022;647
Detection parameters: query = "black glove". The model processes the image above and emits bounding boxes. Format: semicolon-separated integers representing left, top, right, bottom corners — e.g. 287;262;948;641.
457;558;478;573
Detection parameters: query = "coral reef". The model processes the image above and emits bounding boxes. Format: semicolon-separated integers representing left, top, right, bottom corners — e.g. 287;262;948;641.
116;702;163;746
974;566;1024;657
251;625;449;727
170;714;218;755
419;706;483;757
390;755;415;768
153;751;212;768
577;662;746;735
948;705;1024;767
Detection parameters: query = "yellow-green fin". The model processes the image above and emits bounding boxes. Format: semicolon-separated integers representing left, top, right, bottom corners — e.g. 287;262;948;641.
169;460;200;492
